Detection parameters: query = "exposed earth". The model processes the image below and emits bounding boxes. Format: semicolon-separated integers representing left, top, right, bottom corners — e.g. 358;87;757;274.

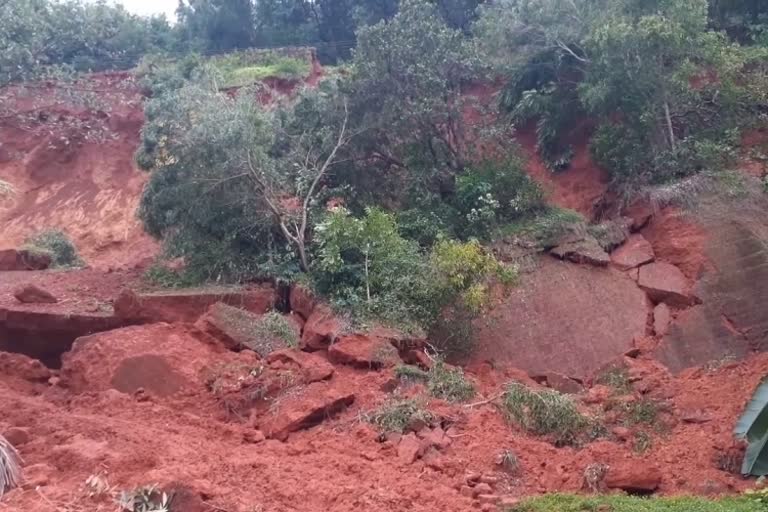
2;64;768;512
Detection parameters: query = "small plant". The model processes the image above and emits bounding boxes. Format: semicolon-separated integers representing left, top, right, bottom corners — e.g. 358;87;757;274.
0;435;22;498
495;449;521;474
394;364;429;383
426;360;475;402
500;382;595;446
620;398;659;426
143;263;188;288
23;229;83;268
595;367;632;394
365;398;433;434
116;484;171;512
252;312;299;350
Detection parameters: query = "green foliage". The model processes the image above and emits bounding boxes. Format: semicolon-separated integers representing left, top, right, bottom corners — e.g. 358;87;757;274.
212;52;311;88
23;229;82;268
454;158;545;238
500;207;584;249
365;398;434;434
395;364;430;383
479;0;762;194
252;312;300;350
116;484;170;512
211;305;299;355
621;397;661;426
595;367;632;394
426;360;476;402
313;208;515;332
509;494;764;512
143;263;190;289
735;379;768;475
500;382;595;446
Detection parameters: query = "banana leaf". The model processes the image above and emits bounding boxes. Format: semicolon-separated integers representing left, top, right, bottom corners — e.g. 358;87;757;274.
736;380;768;475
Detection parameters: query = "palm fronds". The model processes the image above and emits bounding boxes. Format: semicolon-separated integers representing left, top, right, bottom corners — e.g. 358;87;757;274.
0;434;23;498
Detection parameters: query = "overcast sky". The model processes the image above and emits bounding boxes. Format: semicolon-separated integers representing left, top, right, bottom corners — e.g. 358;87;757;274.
110;0;179;21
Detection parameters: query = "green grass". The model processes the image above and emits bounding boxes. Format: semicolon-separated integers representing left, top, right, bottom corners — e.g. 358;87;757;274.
508;494;764;512
214;55;311;88
22;229;83;268
595;367;632;394
364;398;433;434
498;207;585;249
426;360;476;402
500;382;596;446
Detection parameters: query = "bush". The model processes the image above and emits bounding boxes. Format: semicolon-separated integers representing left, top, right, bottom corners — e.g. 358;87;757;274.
22;229;82;268
500;382;595;446
510;494;763;512
426;360;475;402
500;207;584;249
364;399;433;434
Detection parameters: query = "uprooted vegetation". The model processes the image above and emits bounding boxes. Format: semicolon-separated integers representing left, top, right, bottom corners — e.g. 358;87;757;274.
500;382;599;446
21;229;83;268
364;398;435;434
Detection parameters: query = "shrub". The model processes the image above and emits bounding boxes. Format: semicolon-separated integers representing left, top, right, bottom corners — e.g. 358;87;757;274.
394;364;429;383
365;399;433;434
116;484;170;512
23;229;82;268
251;312;299;350
620;397;660;426
595;367;632;394
500;382;595;446
427;360;475;402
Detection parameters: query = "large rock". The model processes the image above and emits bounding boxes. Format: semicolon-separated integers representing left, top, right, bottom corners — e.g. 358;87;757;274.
13;284;58;304
651;201;768;372
60;323;220;396
605;463;662;493
301;305;345;350
0;248;51;271
551;237;610;267
114;286;275;324
611;234;655;271
653;303;671;337
195;303;295;355
637;262;692;306
266;349;334;383
259;381;355;440
328;333;399;369
471;256;649;379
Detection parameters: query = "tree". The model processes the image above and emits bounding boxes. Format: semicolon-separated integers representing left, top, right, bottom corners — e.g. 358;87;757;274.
176;0;256;51
137;68;355;277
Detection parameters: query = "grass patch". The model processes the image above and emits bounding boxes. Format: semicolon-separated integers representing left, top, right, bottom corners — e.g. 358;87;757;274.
364;398;433;434
500;382;596;446
620;397;660;426
509;494;763;512
499;207;584;249
595;367;632;394
394;364;429;383
213;53;310;88
209;305;298;355
22;229;83;268
426;360;475;402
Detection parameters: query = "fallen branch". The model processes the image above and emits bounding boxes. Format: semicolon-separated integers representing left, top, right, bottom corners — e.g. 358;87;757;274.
463;391;508;409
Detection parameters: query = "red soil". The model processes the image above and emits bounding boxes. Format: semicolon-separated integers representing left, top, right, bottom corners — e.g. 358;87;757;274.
641;208;709;280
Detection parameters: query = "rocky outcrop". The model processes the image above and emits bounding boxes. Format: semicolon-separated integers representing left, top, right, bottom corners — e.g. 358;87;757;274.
266;349;334;383
289;285;316;319
611;234;655;271
472;256;649;379
328;333;400;369
638;262;693;307
551;237;610;267
0;248;52;271
259;381;355;440
13;284;58;304
114;286;275;324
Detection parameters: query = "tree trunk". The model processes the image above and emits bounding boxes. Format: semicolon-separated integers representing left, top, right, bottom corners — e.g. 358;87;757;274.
296;238;310;273
664;98;676;151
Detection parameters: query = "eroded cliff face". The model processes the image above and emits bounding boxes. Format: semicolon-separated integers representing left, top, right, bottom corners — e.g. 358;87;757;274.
0;73;158;270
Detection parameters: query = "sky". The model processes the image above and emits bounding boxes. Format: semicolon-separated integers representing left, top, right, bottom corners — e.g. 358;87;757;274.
110;0;179;21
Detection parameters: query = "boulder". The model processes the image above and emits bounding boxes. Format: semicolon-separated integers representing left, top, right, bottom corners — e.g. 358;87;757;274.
472;257;649;379
638;262;692;307
259;381;355;440
0;248;51;271
328;334;399;369
301;305;345;350
289;284;316;319
605;463;662;493
0;352;52;382
13;284;58;304
114;286;275;324
551;237;611;267
60;324;220;397
195;303;294;356
611;234;655;271
267;349;334;383
653;303;671;337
